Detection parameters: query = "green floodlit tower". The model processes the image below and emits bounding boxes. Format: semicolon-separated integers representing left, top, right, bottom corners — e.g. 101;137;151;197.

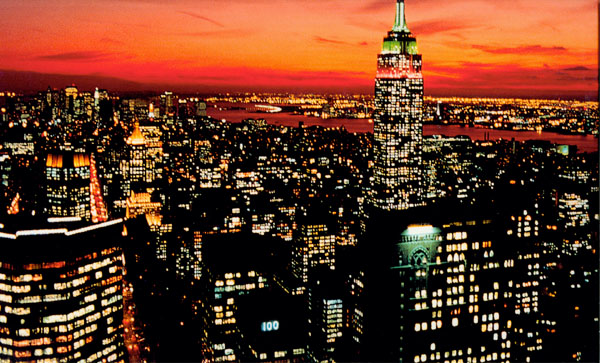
372;0;425;211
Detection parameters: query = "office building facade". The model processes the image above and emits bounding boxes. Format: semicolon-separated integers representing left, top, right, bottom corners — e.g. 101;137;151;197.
372;0;425;210
45;152;91;220
0;218;126;363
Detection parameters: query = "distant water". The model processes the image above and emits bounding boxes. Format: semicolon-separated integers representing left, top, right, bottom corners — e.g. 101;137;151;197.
423;125;598;153
207;106;598;153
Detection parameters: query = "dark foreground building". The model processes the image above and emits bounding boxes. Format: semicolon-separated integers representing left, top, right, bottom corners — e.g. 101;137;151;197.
0;217;126;363
349;203;521;362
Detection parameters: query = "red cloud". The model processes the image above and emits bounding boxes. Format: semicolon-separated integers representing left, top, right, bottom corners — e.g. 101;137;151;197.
471;45;568;55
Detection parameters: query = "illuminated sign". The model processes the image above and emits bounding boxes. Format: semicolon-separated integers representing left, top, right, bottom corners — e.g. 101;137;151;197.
261;320;279;332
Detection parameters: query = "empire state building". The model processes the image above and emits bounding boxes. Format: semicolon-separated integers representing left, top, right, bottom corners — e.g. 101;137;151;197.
372;0;425;211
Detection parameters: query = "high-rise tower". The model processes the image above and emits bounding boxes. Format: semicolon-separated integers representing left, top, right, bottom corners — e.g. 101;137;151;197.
372;0;425;210
0;217;127;363
45;152;108;223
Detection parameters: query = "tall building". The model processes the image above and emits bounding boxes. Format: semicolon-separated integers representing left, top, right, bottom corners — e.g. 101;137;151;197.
0;217;126;363
393;221;512;363
306;268;345;362
45;152;91;220
351;206;515;362
63;85;78;118
138;125;163;185
197;233;276;362
45;152;108;223
372;0;425;210
291;223;336;288
123;122;156;197
160;91;175;117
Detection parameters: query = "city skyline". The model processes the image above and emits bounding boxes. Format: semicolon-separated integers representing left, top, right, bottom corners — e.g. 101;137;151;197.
0;0;597;99
0;0;597;362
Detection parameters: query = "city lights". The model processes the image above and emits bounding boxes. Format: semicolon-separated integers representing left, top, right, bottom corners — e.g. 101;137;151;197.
0;0;596;362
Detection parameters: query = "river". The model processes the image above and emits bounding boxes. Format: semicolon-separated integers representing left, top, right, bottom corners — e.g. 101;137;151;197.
206;106;598;153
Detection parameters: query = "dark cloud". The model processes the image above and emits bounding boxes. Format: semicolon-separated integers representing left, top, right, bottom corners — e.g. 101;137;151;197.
314;36;349;45
35;51;114;61
471;44;568;55
314;36;370;47
564;66;591;71
178;11;224;27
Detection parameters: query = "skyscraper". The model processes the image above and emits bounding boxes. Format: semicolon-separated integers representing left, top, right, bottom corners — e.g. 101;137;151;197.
291;223;336;287
372;0;425;211
45;152;108;223
0;217;126;363
124;122;153;197
45;152;91;220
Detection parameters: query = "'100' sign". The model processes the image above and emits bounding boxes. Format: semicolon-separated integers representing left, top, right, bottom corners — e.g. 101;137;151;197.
261;320;279;332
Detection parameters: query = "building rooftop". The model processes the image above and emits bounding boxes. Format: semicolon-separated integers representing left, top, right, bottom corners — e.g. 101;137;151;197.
127;122;146;145
236;288;308;355
0;216;124;260
202;232;282;274
46;152;90;168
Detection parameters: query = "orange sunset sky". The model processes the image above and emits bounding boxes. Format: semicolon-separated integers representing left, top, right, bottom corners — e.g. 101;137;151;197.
0;0;597;98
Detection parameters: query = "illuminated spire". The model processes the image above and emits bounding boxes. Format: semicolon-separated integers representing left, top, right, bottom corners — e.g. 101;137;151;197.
392;0;410;32
127;119;146;146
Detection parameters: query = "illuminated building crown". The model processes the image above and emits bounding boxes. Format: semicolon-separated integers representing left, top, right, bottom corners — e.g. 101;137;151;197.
382;0;418;55
127;120;146;146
